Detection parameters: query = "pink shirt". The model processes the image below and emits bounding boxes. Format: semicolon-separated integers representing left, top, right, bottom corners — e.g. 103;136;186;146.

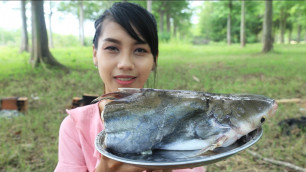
55;103;205;172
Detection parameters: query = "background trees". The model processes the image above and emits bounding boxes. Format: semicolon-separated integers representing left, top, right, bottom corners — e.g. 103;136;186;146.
30;0;65;69
20;0;28;52
57;1;109;46
198;1;263;44
150;1;191;41
262;0;273;53
1;1;305;57
198;1;305;48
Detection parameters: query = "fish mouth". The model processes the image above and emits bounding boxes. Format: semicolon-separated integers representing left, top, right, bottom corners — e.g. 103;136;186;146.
268;101;278;117
260;101;277;124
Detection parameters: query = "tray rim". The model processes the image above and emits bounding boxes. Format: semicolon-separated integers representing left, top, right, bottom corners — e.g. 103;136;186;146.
95;127;263;167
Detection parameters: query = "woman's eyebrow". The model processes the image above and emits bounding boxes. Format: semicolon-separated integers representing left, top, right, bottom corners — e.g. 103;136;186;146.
103;37;147;45
135;40;147;45
103;38;121;44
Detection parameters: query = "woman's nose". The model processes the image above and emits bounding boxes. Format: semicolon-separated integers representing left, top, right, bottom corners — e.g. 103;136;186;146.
117;53;134;70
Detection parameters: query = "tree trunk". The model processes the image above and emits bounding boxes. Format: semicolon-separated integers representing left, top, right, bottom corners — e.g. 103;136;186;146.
166;11;170;33
262;0;273;53
279;8;286;44
173;20;177;37
159;11;164;32
147;0;152;13
78;1;85;46
288;29;292;44
240;0;246;47
20;0;28;52
48;1;54;48
227;0;232;45
297;24;301;43
30;0;66;69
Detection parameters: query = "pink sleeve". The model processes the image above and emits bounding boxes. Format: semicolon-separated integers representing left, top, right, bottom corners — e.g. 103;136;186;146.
54;116;88;172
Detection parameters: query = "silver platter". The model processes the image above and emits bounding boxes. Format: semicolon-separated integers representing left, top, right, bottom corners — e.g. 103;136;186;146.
95;127;263;169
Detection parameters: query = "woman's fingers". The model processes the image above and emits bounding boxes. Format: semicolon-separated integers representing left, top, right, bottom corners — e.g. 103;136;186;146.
98;99;112;119
101;155;145;172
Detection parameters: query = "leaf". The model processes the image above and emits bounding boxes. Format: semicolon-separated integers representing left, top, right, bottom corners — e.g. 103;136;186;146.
192;75;200;82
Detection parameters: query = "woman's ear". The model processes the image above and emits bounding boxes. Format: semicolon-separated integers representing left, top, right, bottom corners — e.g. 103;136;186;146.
93;44;98;67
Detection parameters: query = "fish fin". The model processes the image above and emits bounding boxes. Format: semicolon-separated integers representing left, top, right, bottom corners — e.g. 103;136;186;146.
196;135;228;156
91;91;134;104
118;88;142;93
140;150;153;155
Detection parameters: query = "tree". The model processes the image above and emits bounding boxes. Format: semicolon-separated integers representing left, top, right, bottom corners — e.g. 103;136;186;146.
57;1;108;46
198;2;213;40
275;2;293;44
147;0;152;13
48;1;54;48
262;0;273;53
288;2;306;44
240;0;246;47
198;1;263;43
20;0;28;52
227;0;232;45
287;19;293;44
151;1;191;39
30;0;66;69
156;1;166;32
78;1;84;46
170;1;191;38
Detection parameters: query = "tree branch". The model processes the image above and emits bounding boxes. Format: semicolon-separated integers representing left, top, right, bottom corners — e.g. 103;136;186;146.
246;150;306;172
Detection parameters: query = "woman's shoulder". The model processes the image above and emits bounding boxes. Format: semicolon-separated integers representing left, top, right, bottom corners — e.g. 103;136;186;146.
66;103;100;122
62;102;102;130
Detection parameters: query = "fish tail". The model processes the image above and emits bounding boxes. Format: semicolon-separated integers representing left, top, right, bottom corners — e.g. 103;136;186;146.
91;92;134;104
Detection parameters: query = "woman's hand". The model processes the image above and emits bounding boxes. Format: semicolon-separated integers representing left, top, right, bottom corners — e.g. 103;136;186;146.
98;99;112;120
95;155;146;172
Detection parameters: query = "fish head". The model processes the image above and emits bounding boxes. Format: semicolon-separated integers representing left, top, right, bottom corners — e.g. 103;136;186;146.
228;94;278;134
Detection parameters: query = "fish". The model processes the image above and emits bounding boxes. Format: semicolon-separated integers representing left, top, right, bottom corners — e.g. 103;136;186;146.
94;88;278;155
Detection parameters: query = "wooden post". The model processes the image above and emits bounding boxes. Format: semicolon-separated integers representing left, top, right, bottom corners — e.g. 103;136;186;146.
71;97;82;109
17;97;28;112
0;97;28;112
1;97;18;110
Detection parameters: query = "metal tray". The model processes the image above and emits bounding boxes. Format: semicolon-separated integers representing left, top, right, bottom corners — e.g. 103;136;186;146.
95;127;263;169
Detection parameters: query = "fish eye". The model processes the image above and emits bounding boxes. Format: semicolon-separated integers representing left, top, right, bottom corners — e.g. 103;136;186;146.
260;117;265;123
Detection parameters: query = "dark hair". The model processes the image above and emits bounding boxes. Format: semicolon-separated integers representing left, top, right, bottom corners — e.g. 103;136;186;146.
93;2;158;65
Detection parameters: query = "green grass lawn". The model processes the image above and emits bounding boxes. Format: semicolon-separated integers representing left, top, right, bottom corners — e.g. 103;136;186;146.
0;43;305;171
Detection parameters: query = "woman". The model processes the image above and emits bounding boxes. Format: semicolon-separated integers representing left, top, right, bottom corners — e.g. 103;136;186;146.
55;2;205;172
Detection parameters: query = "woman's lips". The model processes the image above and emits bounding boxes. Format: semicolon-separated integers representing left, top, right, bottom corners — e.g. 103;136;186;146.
114;75;136;85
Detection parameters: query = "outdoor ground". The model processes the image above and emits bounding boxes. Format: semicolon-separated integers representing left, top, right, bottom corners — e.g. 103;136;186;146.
0;43;305;172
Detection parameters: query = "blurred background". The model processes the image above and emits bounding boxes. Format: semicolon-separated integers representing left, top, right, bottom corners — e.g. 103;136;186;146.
0;1;305;48
0;1;305;172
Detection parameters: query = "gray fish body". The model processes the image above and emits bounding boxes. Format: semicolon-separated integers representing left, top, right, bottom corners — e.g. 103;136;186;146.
100;88;277;154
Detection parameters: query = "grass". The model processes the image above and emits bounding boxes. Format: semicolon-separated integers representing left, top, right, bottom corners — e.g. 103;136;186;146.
0;43;305;171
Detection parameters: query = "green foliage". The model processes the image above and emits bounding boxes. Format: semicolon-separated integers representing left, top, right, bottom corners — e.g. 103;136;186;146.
152;1;192;37
0;29;21;46
57;1;111;21
158;32;171;42
0;43;305;171
52;34;80;47
289;1;306;26
198;1;263;43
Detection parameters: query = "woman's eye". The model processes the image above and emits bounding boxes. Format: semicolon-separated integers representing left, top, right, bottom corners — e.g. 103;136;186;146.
105;46;119;53
135;48;147;54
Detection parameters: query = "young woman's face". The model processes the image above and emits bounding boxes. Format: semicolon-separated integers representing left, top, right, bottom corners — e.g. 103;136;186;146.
93;19;155;94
